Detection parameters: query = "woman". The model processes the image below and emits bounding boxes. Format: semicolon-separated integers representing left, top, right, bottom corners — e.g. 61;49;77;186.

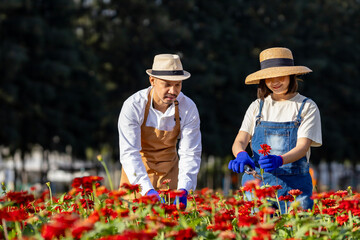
229;47;322;213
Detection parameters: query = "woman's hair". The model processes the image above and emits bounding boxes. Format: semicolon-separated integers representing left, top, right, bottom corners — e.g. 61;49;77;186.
257;75;298;100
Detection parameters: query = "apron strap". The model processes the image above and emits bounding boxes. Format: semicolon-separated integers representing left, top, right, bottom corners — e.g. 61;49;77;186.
296;98;309;124
143;88;181;129
256;99;264;125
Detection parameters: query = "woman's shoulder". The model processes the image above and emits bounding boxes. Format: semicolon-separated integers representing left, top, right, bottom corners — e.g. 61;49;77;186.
296;94;318;107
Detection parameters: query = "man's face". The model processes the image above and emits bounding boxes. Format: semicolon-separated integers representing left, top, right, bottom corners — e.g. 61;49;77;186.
150;77;182;105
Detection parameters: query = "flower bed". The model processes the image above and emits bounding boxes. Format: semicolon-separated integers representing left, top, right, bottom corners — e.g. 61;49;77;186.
0;174;359;240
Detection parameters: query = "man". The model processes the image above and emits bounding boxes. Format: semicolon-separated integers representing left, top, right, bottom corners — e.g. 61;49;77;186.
118;54;202;206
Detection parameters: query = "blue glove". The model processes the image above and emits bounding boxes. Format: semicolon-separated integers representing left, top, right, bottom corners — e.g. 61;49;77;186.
173;189;188;209
228;151;255;173
146;189;165;203
259;155;283;172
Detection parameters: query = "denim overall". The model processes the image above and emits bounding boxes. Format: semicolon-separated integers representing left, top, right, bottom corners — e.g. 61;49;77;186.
242;98;313;213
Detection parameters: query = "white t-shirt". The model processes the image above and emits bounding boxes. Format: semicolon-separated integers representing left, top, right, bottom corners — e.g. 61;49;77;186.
240;93;322;160
118;87;202;195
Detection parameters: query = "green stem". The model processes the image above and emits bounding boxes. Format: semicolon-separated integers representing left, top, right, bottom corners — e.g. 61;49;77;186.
46;182;53;205
100;161;114;191
15;221;22;240
2;219;8;240
275;192;282;215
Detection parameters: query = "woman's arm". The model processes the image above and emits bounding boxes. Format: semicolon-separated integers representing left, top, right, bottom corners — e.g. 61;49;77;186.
282;137;312;164
232;131;251;157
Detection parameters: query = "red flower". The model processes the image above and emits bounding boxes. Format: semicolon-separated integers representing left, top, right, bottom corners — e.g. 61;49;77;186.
254;223;274;239
214;209;235;223
255;187;275;199
238;216;259;226
120;230;157;240
321;199;337;207
72;176;103;189
134;195;160;204
333;190;348;198
218;231;236;240
162;179;171;185
121;183;140;193
41;213;79;240
272;185;283;191
109;189;128;199
258;144;271;156
288;189;303;196
172;228;197;240
338;200;360;211
71;220;94;239
336;214;349;225
0;208;29;222
160;217;178;227
169;189;187;198
3;191;35;207
278;195;294;202
207;222;233;231
322;208;338;216
242;179;261;192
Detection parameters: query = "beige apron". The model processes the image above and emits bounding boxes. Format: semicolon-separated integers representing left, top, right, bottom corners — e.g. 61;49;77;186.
120;89;180;198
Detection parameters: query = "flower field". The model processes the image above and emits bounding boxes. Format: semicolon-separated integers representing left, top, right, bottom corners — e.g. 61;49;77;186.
0;174;359;240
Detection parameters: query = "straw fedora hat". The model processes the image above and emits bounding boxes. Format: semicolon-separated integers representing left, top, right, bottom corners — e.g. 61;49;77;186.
245;47;312;85
146;54;191;81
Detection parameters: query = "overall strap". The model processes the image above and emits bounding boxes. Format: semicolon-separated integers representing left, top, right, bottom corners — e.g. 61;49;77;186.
296;98;309;124
256;99;264;125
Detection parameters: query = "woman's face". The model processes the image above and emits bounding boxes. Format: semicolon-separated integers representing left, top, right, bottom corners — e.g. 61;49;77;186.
265;75;290;96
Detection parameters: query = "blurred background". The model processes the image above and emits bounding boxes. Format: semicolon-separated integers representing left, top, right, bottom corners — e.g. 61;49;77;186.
0;0;359;194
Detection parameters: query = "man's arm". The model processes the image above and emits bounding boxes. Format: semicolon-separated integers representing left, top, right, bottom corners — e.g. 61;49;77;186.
177;105;202;191
118;100;154;195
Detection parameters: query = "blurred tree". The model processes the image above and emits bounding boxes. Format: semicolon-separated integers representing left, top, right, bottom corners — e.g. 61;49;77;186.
78;0;359;167
0;0;105;185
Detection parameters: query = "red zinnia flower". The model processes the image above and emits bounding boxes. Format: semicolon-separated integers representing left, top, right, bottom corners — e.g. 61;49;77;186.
121;183;140;193
242;179;261;192
288;189;303;197
169;189;187;198
238;216;259;226
172;228;197;240
258;144;271;156
254;223;275;239
207;222;233;231
272;185;283;191
278;195;295;202
162;179;171;185
336;214;349;225
255;187;275;199
322;208;338;216
321;199;337;207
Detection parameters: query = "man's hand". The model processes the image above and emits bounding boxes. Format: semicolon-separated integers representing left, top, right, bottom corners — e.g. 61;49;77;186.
173;189;188;209
259;155;283;172
228;151;255;173
146;189;165;203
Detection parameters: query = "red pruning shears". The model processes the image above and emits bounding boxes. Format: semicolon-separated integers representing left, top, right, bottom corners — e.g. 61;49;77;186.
244;164;262;180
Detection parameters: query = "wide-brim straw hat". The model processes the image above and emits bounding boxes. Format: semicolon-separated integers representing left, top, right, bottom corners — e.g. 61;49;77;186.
245;47;312;85
146;54;191;81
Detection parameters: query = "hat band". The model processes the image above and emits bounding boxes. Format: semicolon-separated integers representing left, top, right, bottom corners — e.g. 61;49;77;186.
260;58;294;69
151;70;184;75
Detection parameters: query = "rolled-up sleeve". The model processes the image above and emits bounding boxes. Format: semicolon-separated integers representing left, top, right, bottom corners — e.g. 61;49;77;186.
118;99;153;195
177;104;202;191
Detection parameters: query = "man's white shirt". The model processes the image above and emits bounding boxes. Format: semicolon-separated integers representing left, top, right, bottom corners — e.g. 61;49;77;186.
118;87;202;195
